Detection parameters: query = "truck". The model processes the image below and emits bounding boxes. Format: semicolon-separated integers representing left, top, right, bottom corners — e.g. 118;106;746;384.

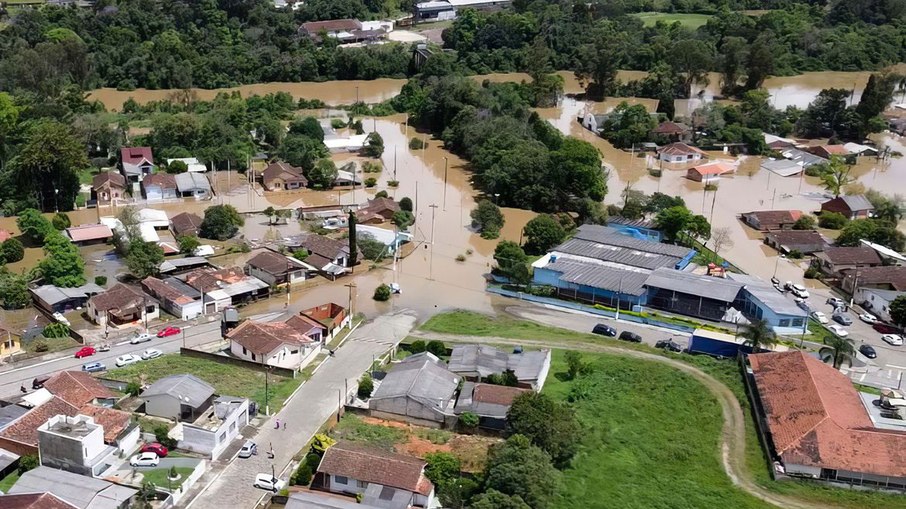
687;328;748;358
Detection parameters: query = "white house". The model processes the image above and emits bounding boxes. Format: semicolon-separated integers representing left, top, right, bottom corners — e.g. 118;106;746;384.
857;288;906;323
141;173;179;201
141;276;204;320
657;142;706;163
227;320;319;370
176;396;249;460
315;441;436;508
38;414;118;477
244;249;315;286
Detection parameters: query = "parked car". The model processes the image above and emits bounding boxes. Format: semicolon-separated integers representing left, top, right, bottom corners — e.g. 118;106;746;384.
618;331;642;343
882;334;904;346
826;297;846;308
655;339;683;352
52;312;71;327
157;326;181;338
772;283;784;293
129;452;160;467
795;298;810;311
115;354;141;367
859;344;878;359
859;312;878;324
140;443;169;457
592;324;617;337
239;440;258;459
140;348;163;360
833;313;853;326
74;346;96;359
82;362;106;373
254;474;285;493
98;343;110;352
810;311;828;324
874;323;903;335
828;324;849;337
130;333;154;345
790;284;809;299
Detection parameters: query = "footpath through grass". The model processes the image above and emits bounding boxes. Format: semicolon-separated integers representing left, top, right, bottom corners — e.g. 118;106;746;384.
107;355;301;410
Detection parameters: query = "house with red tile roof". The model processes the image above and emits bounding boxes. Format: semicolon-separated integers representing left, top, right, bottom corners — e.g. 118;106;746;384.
1;492;78;509
0;397;79;456
42;371;116;408
686;161;735;183
807;144;850;159
226;320;319;370
746;351;906;488
91;171;127;205
300;303;350;342
65;224;114;246
313;441;436;508
120;147;154;183
141;172;179;201
454;382;531;430
86;283;159;328
657;142;706;163
651;120;691;142
740;210;803;231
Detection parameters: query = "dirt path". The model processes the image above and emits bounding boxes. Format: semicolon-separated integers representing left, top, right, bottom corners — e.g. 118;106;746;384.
410;330;830;509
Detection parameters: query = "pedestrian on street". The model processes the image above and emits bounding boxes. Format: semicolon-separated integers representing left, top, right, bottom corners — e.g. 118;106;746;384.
283;421;286;430
274;418;280;429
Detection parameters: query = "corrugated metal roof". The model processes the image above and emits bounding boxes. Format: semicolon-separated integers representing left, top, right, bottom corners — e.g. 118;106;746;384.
573;225;692;257
143;374;214;408
554;238;680;271
448;345;508;378
8;466;137;509
371;353;459;412
543;258;649;296
644;268;744;302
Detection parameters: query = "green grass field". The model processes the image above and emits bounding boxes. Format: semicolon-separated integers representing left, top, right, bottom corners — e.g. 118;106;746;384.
107;355;302;410
332;414;407;450
140;467;195;490
633;12;713;29
0;470;20;493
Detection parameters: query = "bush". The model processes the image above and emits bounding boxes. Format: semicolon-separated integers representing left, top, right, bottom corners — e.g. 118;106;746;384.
31;340;48;352
409;340;426;353
291;462;312;486
704;183;718;191
788;249;803;259
153;425;178;450
169;466;178;479
357;374;374;399
364;177;377;188
126;381;141;397
330;118;345;129
43;323;70;338
51;212;71;231
178;235;201;254
424;452;461;486
373;284;391;301
17;454;38;474
1;238;24;263
818;212;848;229
94;275;107;286
458;411;479;430
456;254;466;262
362;161;381;173
426;340;446;357
804;267;819;279
310;434;336;455
375;190;389;199
792;215;817;230
387;180;399;187
399;197;413;212
305;453;321;470
409;137;425;150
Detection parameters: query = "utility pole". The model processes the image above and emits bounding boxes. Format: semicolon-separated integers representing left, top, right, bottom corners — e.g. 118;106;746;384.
442;157;448;211
429;204;438;281
415;181;419;216
344;282;357;318
429;204;438;245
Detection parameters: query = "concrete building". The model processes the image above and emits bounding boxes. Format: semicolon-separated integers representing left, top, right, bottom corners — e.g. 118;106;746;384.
176;396;249;460
227;320;319;370
814;246;883;276
0;397;79;456
740;210;802;231
454;382;530;431
141;173;179;201
728;274;808;335
8;466;137;509
313;441;436;508
369;353;460;428
841;266;906;294
245;249;314;285
170;212;204;238
120;147;154;183
821;195;875;220
91;171;126;205
38;414;117;477
657;142;706;163
175;172;212;199
142;374;215;422
857;288;906;323
299;303;350;343
182;267;270;310
447;344;551;391
644;268;745;322
760;158;803;177
141;276;204;320
262;161;308;191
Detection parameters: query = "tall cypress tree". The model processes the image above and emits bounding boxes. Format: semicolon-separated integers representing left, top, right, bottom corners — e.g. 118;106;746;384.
348;211;357;267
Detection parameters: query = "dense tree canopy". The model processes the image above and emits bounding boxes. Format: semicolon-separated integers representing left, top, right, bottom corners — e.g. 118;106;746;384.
200;204;244;241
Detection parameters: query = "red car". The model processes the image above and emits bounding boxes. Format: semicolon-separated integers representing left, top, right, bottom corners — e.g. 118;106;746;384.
74;346;96;359
140;442;169;457
157;326;181;338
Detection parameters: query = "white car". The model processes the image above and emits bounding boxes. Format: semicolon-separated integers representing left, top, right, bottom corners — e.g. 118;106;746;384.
129;452;159;467
795;298;810;311
115;354;141;367
811;311;828;324
828;324;849;338
253;473;285;492
140;348;162;360
790;284;809;299
859;313;878;324
130;333;154;345
52;312;71;326
882;334;904;346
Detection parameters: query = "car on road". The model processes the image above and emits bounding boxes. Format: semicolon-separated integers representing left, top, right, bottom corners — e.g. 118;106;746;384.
98;343;110;352
618;331;642;343
592;323;617;337
882;334;904;346
827;297;846;308
253;473;285;493
772;283;784;293
859;344;878;359
874;323;902;334
828;324;849;337
238;440;257;458
115;354;141;367
833;313;853;326
140;442;169;457
74;346;96;359
130;333;154;345
157;326;181;338
129;452;160;467
140;348;162;360
811;311;828;324
655;339;683;352
859;312;878;324
789;284;809;299
82;362;106;373
795;298;810;311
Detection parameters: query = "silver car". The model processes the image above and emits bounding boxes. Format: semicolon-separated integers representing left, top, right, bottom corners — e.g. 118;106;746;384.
238;440;257;458
130;333;154;345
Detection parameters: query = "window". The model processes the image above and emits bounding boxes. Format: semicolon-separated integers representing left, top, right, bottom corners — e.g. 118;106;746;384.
335;476;348;485
779;319;790;327
219;431;227;443
146;305;155;313
357;480;367;488
251;353;256;361
791;318;804;327
291;349;299;354
242;346;247;355
379;486;395;501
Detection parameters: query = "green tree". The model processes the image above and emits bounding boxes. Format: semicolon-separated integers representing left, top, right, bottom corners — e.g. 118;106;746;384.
391;210;415;229
744;33;775;91
493;241;529;284
178;235;200;254
363;132;384;158
506;392;580;468
426;340;446;357
837;219;906;251
308;159;338;189
424;452;461;487
575;21;625;98
856;74;897;120
16;209;54;245
51;212;71;231
818;212;848;229
39;232;85;287
670;39;713;98
470;490;531;509
654;206;693;243
263;206;276;225
819;335;857;369
200;205;243;241
889;295;906;329
278;134;328;171
17;454;38;475
42;322;69;338
471;200;504;239
127;241;165;279
357;373;374;399
792;215;817;230
288;116;324;142
718;36;748;95
348;211;358;267
1;238;24;263
522;215;566;255
602;102;657;149
483;434;559;509
8;120;88;212
458;411;479;429
820;156;854;197
358;233;385;261
399;197;413;212
0;271;29;309
166;160;188;174
373;284;391;301
564;351;583;380
740;319;776;353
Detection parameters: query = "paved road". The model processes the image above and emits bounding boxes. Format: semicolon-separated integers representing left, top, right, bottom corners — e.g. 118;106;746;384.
0;318;222;399
184;310;417;509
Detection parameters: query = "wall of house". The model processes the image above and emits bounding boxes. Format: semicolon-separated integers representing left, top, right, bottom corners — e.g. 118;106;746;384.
369;396;445;425
784;463;822;478
116;424;141;456
176;300;204;321
146;186;163;201
533;351;552;391
328;473;367;496
739;294;807;335
0;437;36;457
858;290;897;322
179;402;248;460
247;266;278;286
38;423;108;476
144;395;180;420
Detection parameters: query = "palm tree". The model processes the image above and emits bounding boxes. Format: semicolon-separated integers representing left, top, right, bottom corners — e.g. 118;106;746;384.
740;319;776;353
819;335;857;369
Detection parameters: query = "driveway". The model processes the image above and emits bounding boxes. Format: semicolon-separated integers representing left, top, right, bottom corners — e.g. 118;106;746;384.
183;310;417;509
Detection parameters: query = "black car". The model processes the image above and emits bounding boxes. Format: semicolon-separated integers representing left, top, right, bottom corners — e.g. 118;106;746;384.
859;344;878;359
618;331;643;343
592;323;617;337
655;339;683;352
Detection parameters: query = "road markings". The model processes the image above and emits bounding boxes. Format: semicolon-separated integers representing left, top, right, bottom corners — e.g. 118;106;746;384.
886;364;906;370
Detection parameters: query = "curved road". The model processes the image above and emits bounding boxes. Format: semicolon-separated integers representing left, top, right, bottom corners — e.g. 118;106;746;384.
410;328;830;509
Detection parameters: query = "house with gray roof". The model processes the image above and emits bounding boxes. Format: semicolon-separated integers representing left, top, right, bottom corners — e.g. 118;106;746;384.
644;268;746;322
141;374;215;422
369;353;460;428
8;465;137;509
454;382;531;430
447;344;551;391
31;283;105;314
821;194;874;220
175;172;211;200
727;273;808;335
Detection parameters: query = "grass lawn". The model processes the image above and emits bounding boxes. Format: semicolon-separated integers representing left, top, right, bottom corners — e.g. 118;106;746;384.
107;355;301;410
140;467;195;491
633;12;713;29
24;336;79;355
0;470;20;493
332;414;406;450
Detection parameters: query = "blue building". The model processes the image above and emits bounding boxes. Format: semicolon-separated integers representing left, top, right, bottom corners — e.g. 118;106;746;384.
605;217;663;242
728;274;808;335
